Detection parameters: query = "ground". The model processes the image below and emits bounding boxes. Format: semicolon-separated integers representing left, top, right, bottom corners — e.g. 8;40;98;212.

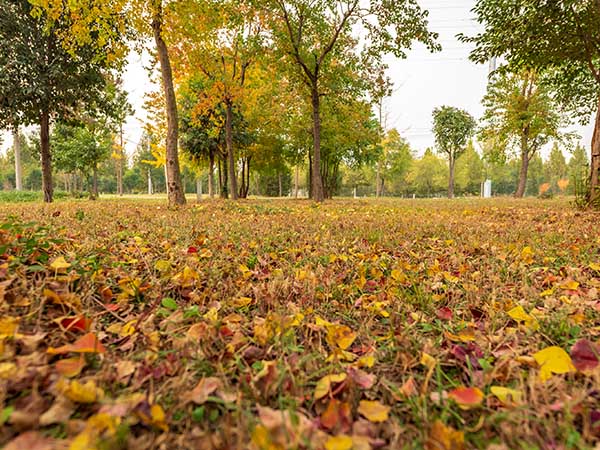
0;198;599;450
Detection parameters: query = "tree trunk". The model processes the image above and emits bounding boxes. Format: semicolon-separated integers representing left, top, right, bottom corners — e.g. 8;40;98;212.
588;96;600;205
448;153;455;199
91;165;98;200
152;4;186;206
278;172;283;197
294;165;299;198
515;147;529;198
117;124;124;196
196;177;202;202
147;169;153;195
40;110;53;203
310;87;325;202
13;127;22;191
225;100;238;200
208;152;215;198
376;160;382;197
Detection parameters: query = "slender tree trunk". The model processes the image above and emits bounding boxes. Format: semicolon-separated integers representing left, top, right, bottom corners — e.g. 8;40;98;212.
91;165;98;200
448;153;455;198
515;147;530;198
294;165;299;198
589;97;600;205
376;161;382;197
310;87;325;202
196;177;202;202
40;110;53;203
225;100;238;200
208;153;215;198
117;124;124;196
152;4;186;206
147;169;153;195
13;127;22;191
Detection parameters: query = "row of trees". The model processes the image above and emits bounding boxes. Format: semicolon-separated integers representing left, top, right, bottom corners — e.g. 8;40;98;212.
1;0;598;205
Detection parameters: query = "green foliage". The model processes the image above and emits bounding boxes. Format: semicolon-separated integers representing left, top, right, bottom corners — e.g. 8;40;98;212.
432;106;477;159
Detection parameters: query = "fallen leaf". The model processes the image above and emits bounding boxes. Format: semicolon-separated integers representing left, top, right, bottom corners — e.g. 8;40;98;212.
0;362;17;379
425;420;464;450
347;367;375;389
570;339;600;372
357;400;390;422
533;346;576;382
134;401;168;431
315;373;347;400
0;316;18;338
47;332;106;355
325;434;353;450
321;399;351;432
507;305;539;330
4;431;59;450
56;378;104;403
49;256;71;271
448;387;484;410
189;377;222;404
490;386;523;406
55;357;86;378
39;397;75;426
58;316;91;332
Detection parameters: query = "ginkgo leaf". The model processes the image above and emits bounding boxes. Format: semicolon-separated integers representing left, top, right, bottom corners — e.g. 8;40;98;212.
49;256;71;271
533;346;576;382
448;387;484;409
490;386;523;406
325;435;353;450
47;332;106;355
314;373;347;400
357;400;390;422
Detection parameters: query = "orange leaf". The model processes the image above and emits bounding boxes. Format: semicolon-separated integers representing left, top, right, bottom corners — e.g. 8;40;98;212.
55;357;86;378
47;332;106;355
425;420;464;450
448;387;484;409
58;316;91;332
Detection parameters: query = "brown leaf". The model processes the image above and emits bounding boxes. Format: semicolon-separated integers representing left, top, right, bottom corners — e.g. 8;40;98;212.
39;397;75;426
570;339;600;372
4;431;62;450
188;377;221;404
321;399;352;432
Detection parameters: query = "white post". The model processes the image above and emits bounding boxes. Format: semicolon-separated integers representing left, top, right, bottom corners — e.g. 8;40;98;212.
147;169;153;195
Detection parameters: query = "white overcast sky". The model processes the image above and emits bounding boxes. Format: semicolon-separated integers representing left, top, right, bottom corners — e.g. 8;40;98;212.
1;0;594;159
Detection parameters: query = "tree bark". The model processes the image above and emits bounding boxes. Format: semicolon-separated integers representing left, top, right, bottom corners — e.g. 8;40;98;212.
152;3;186;206
40;110;53;203
196;177;202;202
376;160;382;197
588;96;600;205
91;165;98;200
225;100;238;200
208;152;215;198
294;164;299;198
278;172;283;197
515;147;530;198
147;169;153;195
310;87;325;202
13;127;22;191
448;153;455;199
117;124;124;196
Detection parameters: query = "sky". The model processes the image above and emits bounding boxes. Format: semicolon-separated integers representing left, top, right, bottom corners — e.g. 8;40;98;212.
1;0;595;159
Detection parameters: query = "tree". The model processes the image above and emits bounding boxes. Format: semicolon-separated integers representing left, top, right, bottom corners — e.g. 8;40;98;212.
455;141;484;196
544;144;568;192
0;0;120;202
407;149;447;197
377;129;413;196
432;106;476;198
462;0;600;204
479;71;574;197
264;0;439;202
52;122;112;199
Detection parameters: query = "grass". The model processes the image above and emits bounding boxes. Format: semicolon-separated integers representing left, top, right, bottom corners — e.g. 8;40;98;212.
0;197;599;449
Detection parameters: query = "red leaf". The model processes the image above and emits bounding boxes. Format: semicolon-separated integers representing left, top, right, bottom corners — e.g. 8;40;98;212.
320;399;352;432
448;386;484;409
187;246;198;254
347;366;375;389
436;307;453;321
59;316;91;332
571;339;600;372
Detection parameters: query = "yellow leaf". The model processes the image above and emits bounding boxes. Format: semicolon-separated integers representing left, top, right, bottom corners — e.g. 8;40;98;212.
234;297;252;308
559;280;579;291
0;362;17;379
507;305;539;330
443;272;459;283
50;256;71;271
314;373;347;400
55;357;86;378
0;316;18;338
421;352;436;369
589;262;600;272
327;324;356;350
325;435;353;450
357;355;375;368
154;260;171;272
533;346;576;382
490;386;523;405
520;246;534;264
58;379;104;403
204;307;219;323
357;400;390;422
425;420;464;450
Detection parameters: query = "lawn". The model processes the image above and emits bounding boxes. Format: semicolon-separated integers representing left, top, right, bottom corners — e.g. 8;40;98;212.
1;198;599;450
